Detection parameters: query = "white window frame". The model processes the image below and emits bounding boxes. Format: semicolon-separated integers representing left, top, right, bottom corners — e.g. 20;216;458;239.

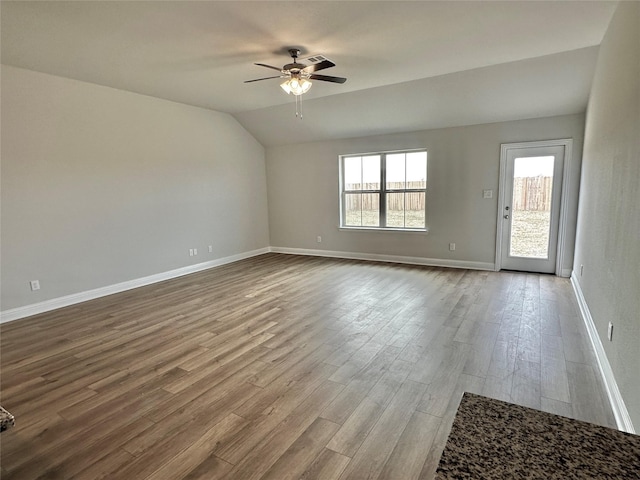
339;149;428;232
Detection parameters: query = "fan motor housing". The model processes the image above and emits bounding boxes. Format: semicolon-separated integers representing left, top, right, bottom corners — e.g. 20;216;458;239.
283;62;306;72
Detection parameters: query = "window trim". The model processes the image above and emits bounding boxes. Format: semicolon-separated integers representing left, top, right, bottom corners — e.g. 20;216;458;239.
339;148;428;232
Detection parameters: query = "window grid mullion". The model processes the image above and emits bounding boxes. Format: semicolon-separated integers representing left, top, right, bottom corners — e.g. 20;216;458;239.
385;189;425;193
360;158;364;225
403;155;407;228
380;153;387;228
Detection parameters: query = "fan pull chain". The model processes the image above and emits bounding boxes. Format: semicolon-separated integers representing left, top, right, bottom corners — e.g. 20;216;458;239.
295;94;303;120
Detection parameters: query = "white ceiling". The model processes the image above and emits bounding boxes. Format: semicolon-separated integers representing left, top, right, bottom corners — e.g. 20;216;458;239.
1;1;617;146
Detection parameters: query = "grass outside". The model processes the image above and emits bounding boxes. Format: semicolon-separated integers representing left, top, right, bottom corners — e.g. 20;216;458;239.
510;210;551;258
346;209;425;228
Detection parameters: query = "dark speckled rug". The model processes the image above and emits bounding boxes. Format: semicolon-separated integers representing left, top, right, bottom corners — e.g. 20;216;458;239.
436;392;640;479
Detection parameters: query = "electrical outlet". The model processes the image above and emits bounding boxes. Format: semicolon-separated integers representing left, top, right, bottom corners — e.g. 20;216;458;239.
483;189;493;199
449;243;456;251
194;248;197;256
208;245;213;253
608;322;613;341
30;280;40;291
189;249;194;257
317;236;322;243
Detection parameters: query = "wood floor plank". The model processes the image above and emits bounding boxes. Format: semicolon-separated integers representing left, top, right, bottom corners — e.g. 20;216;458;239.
234;361;338;423
541;353;571;403
416;341;471;417
146;413;246;480
511;358;542;410
377;411;441;480
144;350;267;423
223;380;344;480
162;331;275;394
323;332;371;367
124;380;260;458
216;364;339;465
32;416;154;479
72;448;135;480
112;415;237;479
461;322;499;377
326;397;385;457
0;253;618;479
4;393;163;479
328;342;386;385
566;360;616;427
486;337;519;379
417;413;458;480
317;349;397;427
181;454;234;480
482;373;514;403
540;397;574;418
337;380;428;480
366;358;413;407
258;417;341;480
300;448;352;480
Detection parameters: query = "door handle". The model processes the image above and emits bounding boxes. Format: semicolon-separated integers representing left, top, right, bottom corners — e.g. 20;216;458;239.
504;214;509;219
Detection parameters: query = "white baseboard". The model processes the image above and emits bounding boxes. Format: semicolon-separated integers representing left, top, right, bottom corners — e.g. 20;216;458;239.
570;272;635;433
270;246;495;271
0;247;270;324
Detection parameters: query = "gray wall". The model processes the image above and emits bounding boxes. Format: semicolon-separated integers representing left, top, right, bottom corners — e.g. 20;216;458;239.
1;65;269;311
573;2;640;428
266;114;585;271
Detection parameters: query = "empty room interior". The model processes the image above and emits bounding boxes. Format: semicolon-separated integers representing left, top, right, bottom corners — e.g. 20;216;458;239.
1;1;639;479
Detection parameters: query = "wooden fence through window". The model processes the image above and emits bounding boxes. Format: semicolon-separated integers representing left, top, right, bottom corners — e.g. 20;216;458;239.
345;177;552;212
512;176;553;211
345;182;425;211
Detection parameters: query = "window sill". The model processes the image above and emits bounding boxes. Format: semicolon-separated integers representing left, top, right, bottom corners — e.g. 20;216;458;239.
339;226;429;234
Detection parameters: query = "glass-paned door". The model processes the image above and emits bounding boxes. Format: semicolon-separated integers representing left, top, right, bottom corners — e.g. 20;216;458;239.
500;145;565;273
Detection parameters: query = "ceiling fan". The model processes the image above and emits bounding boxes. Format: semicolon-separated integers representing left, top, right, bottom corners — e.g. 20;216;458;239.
244;48;347;97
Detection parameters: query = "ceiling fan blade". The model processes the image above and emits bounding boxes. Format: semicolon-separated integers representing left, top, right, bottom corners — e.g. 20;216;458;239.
254;63;283;72
302;59;336;73
244;75;285;83
309;74;347;84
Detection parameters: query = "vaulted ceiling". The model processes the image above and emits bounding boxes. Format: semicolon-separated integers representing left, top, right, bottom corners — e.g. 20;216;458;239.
1;1;617;146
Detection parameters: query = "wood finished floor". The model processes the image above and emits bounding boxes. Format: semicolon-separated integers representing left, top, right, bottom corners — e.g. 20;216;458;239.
0;253;616;480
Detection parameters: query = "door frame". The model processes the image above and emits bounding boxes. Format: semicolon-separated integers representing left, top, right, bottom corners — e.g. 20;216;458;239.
494;138;573;276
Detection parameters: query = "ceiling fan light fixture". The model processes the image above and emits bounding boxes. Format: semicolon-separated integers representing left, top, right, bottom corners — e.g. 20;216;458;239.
246;48;345;119
280;76;312;96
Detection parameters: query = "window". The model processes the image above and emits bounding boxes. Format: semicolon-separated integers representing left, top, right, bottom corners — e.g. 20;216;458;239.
340;150;427;230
